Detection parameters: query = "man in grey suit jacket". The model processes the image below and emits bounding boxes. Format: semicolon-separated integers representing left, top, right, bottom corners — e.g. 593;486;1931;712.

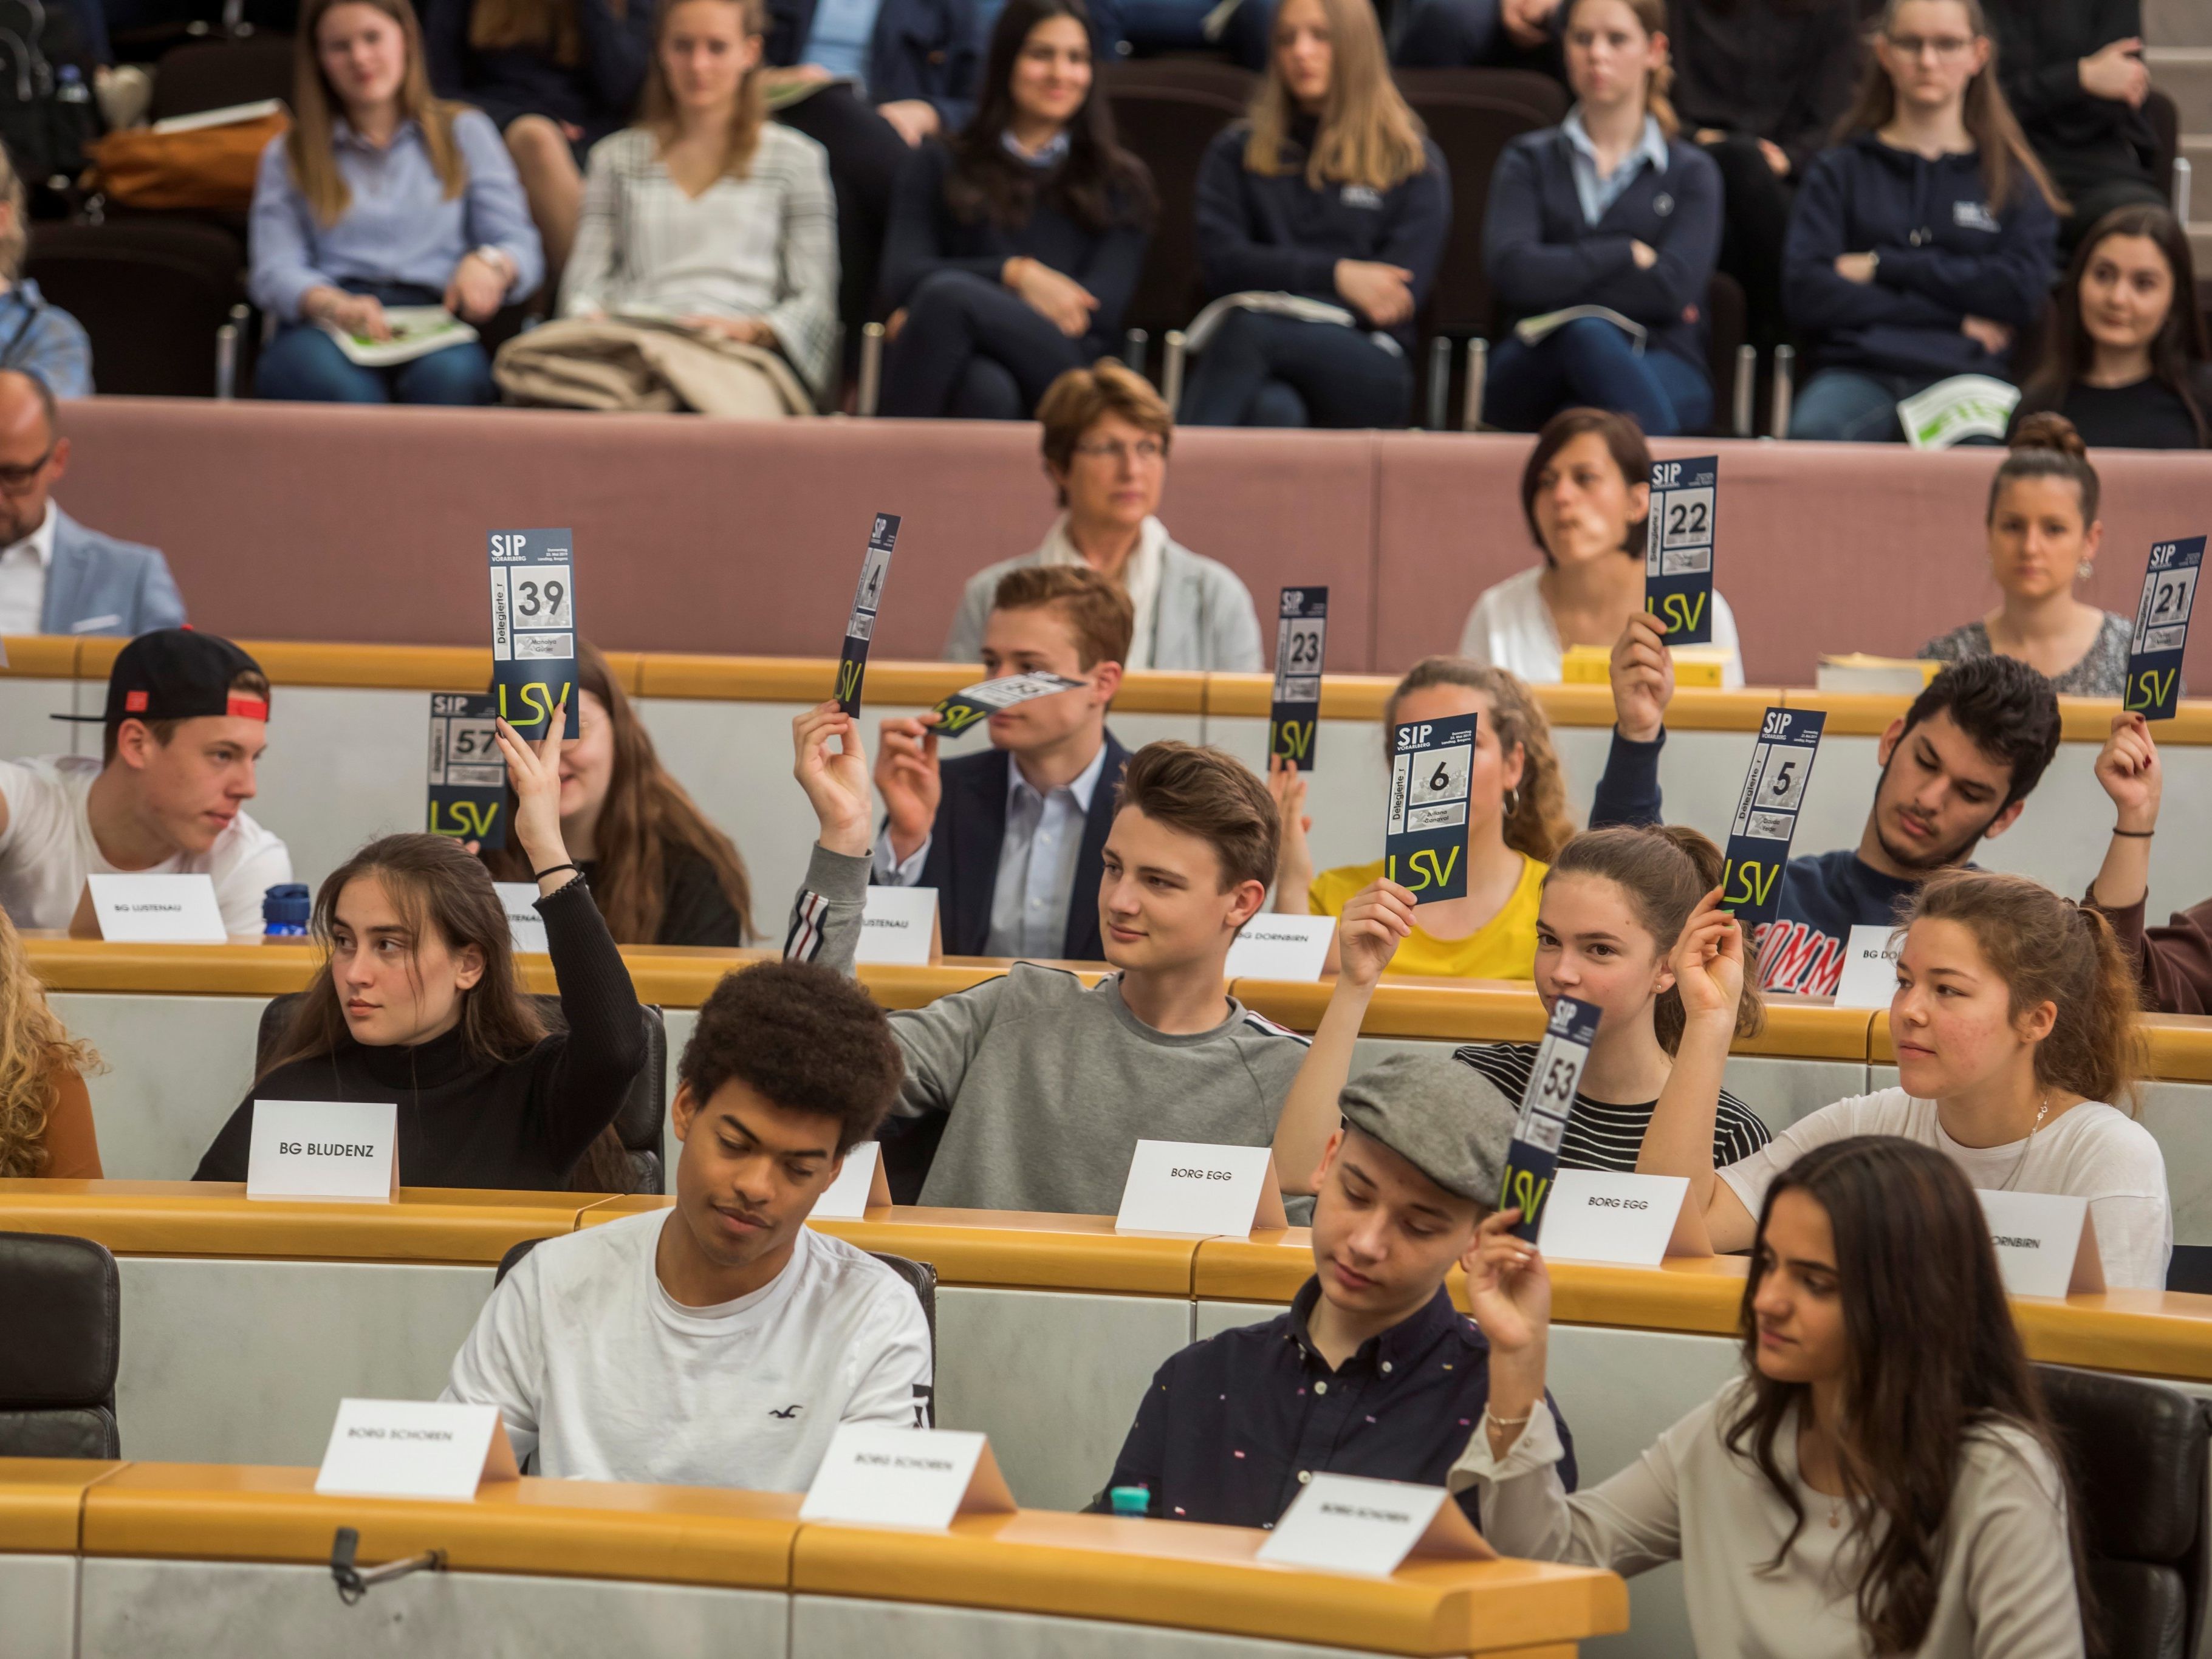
0;370;185;638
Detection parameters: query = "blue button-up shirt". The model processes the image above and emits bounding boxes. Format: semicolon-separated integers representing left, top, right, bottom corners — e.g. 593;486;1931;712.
1091;1278;1578;1528
0;281;92;398
801;0;882;90
1561;107;1669;227
248;109;545;322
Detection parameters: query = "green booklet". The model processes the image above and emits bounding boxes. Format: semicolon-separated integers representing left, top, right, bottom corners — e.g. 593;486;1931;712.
320;306;479;368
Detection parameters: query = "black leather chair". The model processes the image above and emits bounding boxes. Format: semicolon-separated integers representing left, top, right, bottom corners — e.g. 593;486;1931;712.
25;219;247;395
255;991;668;1194
146;35;295;121
0;1231;121;1457
2037;1363;2212;1659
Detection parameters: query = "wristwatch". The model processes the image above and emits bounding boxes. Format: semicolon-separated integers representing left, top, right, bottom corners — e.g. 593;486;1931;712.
471;245;516;286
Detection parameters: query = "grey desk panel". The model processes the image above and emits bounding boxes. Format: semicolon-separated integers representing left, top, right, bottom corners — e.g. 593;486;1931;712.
56;993;270;1180
792;1595;1431;1659
0;677;87;759
236;685;433;891
116;1258;493;1465
80;1558;787;1659
932;1285;1193;1513
0;1553;76;1659
1720;1056;1869;1137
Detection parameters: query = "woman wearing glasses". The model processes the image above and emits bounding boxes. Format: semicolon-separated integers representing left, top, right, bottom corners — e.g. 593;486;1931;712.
942;361;1264;671
1780;0;2061;443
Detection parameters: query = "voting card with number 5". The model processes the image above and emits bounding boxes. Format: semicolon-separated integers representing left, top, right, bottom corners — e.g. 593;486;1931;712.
1646;454;1716;645
426;693;505;850
1502;995;1600;1241
1269;586;1327;771
488;528;578;739
1722;707;1826;929
1385;713;1476;902
2125;535;2203;721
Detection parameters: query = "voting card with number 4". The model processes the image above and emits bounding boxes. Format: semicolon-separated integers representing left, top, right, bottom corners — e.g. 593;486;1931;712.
488;528;578;739
2125;535;2203;721
426;692;505;850
1385;713;1477;902
836;513;901;716
1502;995;1600;1241
1269;586;1327;771
1722;707;1827;931
1646;454;1716;645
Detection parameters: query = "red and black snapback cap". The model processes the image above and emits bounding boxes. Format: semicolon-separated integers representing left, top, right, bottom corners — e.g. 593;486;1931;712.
53;628;270;729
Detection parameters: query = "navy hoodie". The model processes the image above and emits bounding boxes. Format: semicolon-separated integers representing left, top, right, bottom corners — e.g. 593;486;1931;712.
1782;132;2057;378
1484;125;1723;380
1193;120;1451;354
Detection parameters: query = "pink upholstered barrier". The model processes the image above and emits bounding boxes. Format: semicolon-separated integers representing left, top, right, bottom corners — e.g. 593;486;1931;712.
61;399;2212;686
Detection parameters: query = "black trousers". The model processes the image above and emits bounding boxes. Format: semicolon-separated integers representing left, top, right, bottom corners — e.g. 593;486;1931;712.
880;269;1091;419
776;84;913;338
1180;309;1412;429
1697;133;1795;355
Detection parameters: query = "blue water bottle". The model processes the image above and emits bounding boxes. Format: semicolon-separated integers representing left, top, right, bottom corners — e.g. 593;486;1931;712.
262;883;310;937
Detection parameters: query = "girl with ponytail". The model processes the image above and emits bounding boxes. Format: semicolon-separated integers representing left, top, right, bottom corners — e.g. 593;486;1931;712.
1918;411;2132;694
1478;0;1724;436
1642;865;2171;1287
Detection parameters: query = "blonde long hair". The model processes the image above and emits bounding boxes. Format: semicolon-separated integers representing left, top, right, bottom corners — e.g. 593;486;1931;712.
0;908;100;1178
469;0;626;67
288;0;469;226
1245;0;1426;191
1384;659;1574;863
641;0;769;180
1563;0;1678;138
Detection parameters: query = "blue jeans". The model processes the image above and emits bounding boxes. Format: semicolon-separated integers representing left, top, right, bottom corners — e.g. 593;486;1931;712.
256;281;497;406
1180;310;1414;429
1484;318;1713;436
1787;367;1934;443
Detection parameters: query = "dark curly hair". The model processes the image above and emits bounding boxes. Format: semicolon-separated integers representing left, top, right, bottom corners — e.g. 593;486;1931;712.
1902;654;2062;812
679;962;905;1153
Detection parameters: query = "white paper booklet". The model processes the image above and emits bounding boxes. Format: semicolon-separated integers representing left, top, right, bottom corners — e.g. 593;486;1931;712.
1899;374;2022;450
1183;292;1357;354
1513;305;1646;354
321;306;479;368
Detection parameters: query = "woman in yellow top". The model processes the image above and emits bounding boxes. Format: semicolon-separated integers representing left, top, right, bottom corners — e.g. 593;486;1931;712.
0;906;101;1179
1271;658;1573;978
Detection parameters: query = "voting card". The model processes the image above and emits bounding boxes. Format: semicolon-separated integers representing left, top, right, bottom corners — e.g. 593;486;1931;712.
1384;713;1476;902
488;528;578;739
426;692;505;850
1646;454;1716;646
1501;995;1600;1242
836;513;902;717
932;672;1086;738
1721;706;1827;931
1268;586;1328;771
2125;535;2203;722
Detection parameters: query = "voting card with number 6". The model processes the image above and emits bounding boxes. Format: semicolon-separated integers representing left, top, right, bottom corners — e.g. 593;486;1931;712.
488;528;578;738
1385;713;1477;902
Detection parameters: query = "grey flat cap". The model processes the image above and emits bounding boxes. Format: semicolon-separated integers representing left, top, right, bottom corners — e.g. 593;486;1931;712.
1338;1050;1516;1205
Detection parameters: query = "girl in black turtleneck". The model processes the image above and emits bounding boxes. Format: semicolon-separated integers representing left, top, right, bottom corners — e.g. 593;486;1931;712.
194;704;646;1192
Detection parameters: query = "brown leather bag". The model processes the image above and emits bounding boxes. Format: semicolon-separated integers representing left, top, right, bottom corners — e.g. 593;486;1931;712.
90;110;289;211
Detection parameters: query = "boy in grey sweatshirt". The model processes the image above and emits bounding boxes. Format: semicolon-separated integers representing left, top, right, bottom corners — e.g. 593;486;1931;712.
788;706;1310;1217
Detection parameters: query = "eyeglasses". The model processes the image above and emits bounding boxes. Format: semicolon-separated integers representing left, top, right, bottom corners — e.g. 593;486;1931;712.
0;442;57;494
1072;439;1165;463
1885;32;1976;60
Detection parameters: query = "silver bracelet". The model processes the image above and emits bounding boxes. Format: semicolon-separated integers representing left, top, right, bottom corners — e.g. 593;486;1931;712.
1485;1406;1533;1431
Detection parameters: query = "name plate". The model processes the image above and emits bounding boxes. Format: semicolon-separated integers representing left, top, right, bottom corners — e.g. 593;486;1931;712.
810;1141;894;1222
493;882;548;954
1535;1171;1688;1266
1976;1190;2104;1298
855;885;940;965
1830;924;1902;1010
799;1424;1016;1529
81;873;228;943
315;1398;519;1502
1258;1473;1494;1578
246;1100;398;1202
1225;914;1335;982
1115;1139;1287;1237
1501;996;1600;1242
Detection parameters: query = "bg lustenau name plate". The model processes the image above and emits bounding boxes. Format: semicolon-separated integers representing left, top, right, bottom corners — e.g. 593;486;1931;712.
488;528;578;739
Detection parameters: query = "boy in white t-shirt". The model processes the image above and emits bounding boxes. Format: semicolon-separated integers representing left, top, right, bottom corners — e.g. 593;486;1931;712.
443;960;933;1490
0;629;290;934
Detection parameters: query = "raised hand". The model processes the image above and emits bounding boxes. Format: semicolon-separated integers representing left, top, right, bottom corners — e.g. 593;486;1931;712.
875;714;942;863
1337;877;1414;989
1464;1210;1551;1357
1611;609;1674;743
2095;710;2162;833
496;701;574;892
1671;886;1746;1027
1268;753;1315;907
792;702;872;857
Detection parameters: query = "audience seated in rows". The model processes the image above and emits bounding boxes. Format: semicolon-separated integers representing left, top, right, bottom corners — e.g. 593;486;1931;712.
1984;0;2162;250
1781;0;2060;443
1646;867;2171;1287
498;0;840;414
479;641;755;946
1458;407;1744;684
1276;818;1771;1183
1182;0;1450;430
1480;0;1721;437
2012;204;2212;451
442;960;932;1484
194;734;650;1189
880;564;1130;960
425;0;655;276
877;0;1154;421
1394;0;1564;75
792;720;1310;1214
942;363;1263;669
0;631;289;938
0;148;92;399
1272;657;1569;978
252;0;546;406
1918;414;2131;694
0;371;185;637
1095;1050;1581;1526
1594;635;2061;996
1461;1137;2090;1651
0;903;100;1178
